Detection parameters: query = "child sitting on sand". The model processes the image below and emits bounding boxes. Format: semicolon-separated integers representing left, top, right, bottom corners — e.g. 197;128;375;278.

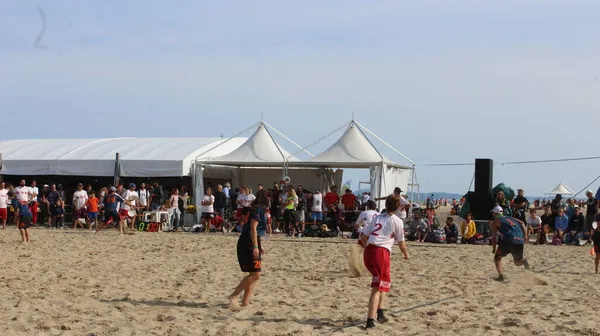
592;223;600;274
526;209;543;244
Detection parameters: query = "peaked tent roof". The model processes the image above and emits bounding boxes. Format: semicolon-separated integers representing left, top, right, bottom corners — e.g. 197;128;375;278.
289;122;412;169
0;137;246;176
202;122;299;166
546;183;574;195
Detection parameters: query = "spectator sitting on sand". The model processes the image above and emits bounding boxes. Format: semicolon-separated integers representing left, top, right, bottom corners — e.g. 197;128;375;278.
565;206;585;245
444;217;458;243
526;209;544;244
409;212;428;242
460;213;477;244
540;206;554;232
553;208;569;245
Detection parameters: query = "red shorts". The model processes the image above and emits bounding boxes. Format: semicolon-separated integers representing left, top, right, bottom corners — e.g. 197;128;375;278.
0;208;7;220
236;208;242;219
118;209;130;220
363;245;391;292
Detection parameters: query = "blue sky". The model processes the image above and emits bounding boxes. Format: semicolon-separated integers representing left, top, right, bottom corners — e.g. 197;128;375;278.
1;0;600;196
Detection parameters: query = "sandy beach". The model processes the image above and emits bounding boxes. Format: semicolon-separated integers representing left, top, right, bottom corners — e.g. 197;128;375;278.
1;217;599;336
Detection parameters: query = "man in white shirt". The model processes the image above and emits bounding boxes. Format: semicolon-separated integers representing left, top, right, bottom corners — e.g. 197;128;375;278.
355;200;379;237
201;187;215;232
138;183;149;210
72;183;89;230
311;190;324;226
375;187;409;219
359;194;409;329
0;182;8;229
121;183;139;230
29;180;39;225
15;179;32;204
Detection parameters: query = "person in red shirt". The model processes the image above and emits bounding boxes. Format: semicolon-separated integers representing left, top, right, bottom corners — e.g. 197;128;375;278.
86;191;100;230
341;189;357;211
324;186;340;208
324;186;341;234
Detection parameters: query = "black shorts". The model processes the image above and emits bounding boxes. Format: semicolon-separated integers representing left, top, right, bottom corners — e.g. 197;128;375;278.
495;243;524;261
283;209;296;224
594;246;600;254
201;212;214;220
103;211;119;223
237;234;262;273
18;216;32;230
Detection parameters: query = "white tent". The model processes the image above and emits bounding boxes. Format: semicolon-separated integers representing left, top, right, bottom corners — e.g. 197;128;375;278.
192;121;317;221
0;137;246;177
545;183;575;196
206;122;300;166
287;120;415;208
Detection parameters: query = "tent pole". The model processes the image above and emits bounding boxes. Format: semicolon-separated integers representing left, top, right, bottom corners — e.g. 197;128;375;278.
193;121;260;162
411;165;416;203
262;121;315;157
353;121;385;161
113;152;120;186
286;120;350;160
354;120;416;165
260;122;287;161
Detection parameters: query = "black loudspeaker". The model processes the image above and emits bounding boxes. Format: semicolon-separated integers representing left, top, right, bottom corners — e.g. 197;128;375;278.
465;191;494;221
474;159;493;196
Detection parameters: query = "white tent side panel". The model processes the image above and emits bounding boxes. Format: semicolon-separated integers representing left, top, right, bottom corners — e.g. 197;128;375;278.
372;163;411;210
2;159;115;176
0;137;247;177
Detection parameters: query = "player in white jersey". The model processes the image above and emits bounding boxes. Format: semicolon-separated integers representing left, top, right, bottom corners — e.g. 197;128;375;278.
355;200;379;240
359;194;409;329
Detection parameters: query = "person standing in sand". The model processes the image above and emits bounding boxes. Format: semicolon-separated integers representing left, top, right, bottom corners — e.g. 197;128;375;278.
592;223;600;274
10;191;32;244
490;205;530;281
228;190;268;309
359;194;409;329
0;182;8;230
96;186;136;235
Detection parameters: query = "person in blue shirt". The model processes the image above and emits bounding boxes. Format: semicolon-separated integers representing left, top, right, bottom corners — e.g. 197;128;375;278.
10;191;32;243
228;189;268;310
553;208;569;244
490;205;530;282
96;186;136;235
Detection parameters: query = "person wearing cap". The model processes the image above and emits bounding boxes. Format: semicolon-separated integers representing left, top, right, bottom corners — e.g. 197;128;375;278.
72;183;89;230
490;205;530;281
96;186;136;235
121;183;139;231
375;187;410;219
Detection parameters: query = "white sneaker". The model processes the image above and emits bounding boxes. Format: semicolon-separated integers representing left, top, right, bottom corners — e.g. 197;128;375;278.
274;229;281;233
